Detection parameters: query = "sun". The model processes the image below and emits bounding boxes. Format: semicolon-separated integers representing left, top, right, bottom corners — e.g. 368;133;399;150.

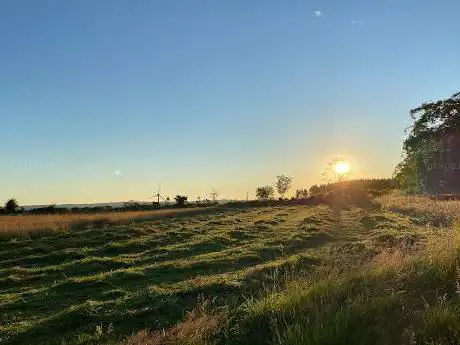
335;161;350;174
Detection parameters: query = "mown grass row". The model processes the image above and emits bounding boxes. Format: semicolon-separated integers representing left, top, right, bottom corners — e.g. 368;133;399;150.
128;233;460;345
123;197;460;345
2;196;458;345
1;206;334;344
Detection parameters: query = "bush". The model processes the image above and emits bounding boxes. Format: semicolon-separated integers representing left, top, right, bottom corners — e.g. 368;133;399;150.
256;186;275;200
174;195;188;206
5;198;19;214
295;189;309;199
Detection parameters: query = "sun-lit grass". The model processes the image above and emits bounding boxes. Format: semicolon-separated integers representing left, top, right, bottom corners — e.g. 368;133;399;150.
123;195;460;345
378;193;460;227
2;195;460;345
379;193;460;217
237;258;459;345
122;298;224;345
0;208;205;238
1;204;368;344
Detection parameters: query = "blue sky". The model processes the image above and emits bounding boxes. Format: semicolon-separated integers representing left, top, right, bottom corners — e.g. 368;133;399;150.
1;0;459;204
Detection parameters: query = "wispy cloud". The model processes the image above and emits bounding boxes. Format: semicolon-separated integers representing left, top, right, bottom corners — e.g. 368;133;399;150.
314;10;322;17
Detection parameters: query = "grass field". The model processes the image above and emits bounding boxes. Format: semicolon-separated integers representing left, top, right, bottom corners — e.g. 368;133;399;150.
1;196;460;344
0;208;205;238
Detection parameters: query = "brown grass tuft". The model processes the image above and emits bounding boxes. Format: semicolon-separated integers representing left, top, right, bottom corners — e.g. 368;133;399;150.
123;300;224;345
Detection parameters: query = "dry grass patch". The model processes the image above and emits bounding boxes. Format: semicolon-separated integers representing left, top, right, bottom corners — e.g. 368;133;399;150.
123;300;224;345
0;208;205;238
378;194;460;227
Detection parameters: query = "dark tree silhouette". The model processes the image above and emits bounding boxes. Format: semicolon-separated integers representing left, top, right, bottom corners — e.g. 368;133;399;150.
404;91;460;154
295;189;309;199
308;185;323;196
394;91;460;192
256;186;274;200
174;195;188;206
5;199;19;214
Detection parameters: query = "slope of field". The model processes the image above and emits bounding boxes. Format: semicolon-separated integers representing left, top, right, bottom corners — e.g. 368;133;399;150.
0;199;459;344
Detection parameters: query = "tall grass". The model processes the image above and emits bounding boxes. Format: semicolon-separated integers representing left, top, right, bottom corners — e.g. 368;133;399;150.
124;245;460;345
0;208;203;238
378;194;460;228
221;230;460;345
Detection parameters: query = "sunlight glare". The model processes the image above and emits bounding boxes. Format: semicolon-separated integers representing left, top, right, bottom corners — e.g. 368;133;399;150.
335;161;350;174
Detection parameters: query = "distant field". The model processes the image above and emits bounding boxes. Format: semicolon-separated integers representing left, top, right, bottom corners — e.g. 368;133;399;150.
0;208;206;238
1;197;460;344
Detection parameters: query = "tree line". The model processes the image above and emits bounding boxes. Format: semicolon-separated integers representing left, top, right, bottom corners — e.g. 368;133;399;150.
393;91;460;193
255;175;396;201
0;195;196;215
2;175;398;215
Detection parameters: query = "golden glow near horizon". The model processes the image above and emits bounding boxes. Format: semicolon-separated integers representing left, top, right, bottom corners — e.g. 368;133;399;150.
335;161;351;174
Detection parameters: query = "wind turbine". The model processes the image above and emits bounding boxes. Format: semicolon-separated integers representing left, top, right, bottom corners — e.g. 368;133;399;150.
208;190;219;203
148;185;166;205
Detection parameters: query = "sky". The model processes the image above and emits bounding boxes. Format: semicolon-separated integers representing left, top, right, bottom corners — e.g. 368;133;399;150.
1;0;459;205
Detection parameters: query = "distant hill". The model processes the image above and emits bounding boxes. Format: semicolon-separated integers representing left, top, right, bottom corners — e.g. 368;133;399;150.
23;201;139;211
